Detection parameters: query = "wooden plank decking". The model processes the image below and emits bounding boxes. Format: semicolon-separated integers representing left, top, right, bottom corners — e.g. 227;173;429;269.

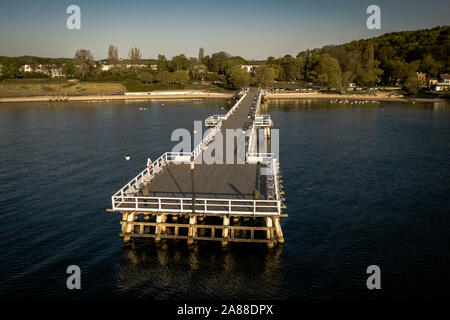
140;88;263;200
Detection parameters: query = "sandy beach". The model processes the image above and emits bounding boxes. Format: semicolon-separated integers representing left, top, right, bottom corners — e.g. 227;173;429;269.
0;91;445;104
265;92;445;103
0;91;234;103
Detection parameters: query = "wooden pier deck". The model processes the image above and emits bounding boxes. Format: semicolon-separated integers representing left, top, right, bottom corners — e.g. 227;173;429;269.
144;87;260;200
110;88;285;247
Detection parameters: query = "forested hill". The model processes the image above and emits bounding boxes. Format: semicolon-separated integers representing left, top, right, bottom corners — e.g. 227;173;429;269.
342;26;449;72
291;26;449;92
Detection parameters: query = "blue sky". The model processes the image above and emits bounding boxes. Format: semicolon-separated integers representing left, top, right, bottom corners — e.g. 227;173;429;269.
0;0;449;60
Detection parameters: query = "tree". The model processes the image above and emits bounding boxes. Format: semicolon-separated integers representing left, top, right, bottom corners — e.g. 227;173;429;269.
155;71;172;86
209;51;231;73
172;70;190;86
281;55;298;81
199;47;205;62
108;45;119;65
385;59;419;85
321;45;363;84
157;54;168;71
1;57;19;78
74;49;94;78
190;64;208;81
226;67;250;89
421;54;440;79
315;54;344;92
403;76;421;95
138;71;153;84
357;42;382;86
170;54;189;71
128;47;141;65
255;65;276;86
62;60;76;77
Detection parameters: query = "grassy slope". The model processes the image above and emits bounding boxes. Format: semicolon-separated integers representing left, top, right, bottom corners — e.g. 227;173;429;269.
0;80;126;97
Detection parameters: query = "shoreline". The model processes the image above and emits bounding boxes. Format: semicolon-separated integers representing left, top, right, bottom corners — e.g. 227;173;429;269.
265;92;446;103
0;91;234;103
0;91;446;104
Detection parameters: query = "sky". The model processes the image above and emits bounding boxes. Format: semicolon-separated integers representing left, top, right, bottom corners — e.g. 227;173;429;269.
0;0;449;60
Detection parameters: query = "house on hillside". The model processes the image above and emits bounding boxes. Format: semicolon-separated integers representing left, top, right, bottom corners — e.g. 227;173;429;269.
21;64;33;73
439;74;450;85
416;72;427;82
101;63;112;71
428;78;438;87
348;82;356;90
432;74;450;91
239;65;258;73
50;67;63;78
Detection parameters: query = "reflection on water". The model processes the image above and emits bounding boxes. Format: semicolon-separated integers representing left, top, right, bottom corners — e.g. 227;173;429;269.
116;243;283;299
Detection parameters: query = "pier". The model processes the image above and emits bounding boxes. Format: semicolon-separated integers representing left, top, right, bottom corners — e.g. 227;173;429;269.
109;87;286;247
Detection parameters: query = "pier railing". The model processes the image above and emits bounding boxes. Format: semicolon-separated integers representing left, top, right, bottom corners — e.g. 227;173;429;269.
254;114;273;127
112;195;281;215
192;120;223;159
205;115;227;127
247;152;275;163
113;151;194;198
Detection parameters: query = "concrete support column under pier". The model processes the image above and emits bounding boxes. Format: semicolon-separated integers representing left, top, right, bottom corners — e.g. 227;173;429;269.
155;214;164;244
266;216;274;248
123;212;135;243
187;215;197;246
160;214;167;234
144;214;150;233
274;217;284;244
222;216;230;247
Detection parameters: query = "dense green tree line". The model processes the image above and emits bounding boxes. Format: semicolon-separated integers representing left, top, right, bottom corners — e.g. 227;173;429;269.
2;26;448;93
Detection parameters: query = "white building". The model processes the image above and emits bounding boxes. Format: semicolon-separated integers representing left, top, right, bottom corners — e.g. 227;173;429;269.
240;65;256;72
20;64;63;78
432;74;450;91
50;67;63;78
21;64;33;72
126;64;146;69
101;64;112;71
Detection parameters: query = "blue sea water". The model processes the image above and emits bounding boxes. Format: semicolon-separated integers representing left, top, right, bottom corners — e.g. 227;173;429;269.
0;98;448;299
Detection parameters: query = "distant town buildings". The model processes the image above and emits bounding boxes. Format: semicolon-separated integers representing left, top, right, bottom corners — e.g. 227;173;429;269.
100;63;150;71
19;64;63;78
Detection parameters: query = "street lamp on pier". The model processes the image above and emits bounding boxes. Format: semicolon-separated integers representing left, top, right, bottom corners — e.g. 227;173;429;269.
122;150;131;185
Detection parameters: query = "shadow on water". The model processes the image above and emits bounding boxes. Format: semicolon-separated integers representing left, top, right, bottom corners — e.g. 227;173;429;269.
116;241;284;300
